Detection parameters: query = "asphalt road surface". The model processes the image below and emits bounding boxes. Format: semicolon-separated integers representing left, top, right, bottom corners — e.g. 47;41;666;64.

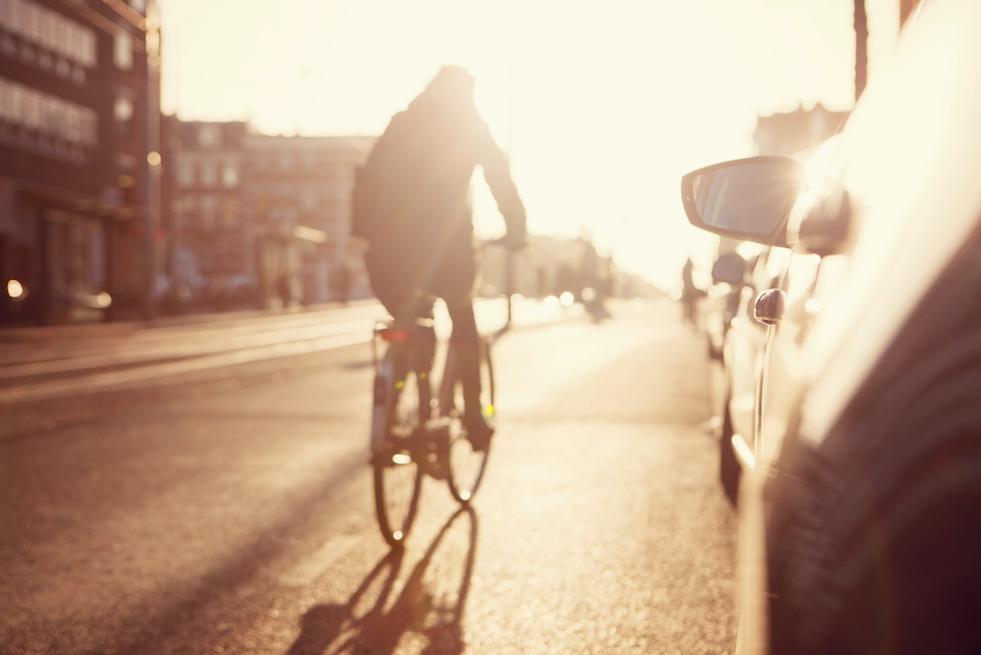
0;300;736;654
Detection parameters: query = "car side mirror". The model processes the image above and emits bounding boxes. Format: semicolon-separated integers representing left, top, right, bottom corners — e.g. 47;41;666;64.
681;157;802;247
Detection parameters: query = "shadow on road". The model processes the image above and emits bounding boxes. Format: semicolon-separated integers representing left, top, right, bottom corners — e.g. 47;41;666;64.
286;507;478;655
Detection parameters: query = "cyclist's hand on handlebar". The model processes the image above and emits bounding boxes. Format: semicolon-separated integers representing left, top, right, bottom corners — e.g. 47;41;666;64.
498;228;527;251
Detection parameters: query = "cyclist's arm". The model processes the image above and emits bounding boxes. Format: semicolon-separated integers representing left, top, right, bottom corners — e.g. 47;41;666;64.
475;121;526;244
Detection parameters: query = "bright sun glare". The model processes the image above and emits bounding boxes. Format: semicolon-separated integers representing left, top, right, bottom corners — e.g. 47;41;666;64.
161;0;899;289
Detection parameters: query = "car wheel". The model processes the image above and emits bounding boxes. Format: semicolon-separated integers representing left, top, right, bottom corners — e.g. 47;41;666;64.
767;340;981;655
769;440;981;655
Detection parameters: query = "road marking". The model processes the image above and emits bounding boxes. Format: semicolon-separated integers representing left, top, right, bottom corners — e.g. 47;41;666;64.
0;301;581;404
0;318;374;378
0;332;369;404
278;534;362;587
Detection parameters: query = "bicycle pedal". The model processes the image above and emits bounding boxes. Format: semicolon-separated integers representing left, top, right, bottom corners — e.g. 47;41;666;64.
370;433;416;465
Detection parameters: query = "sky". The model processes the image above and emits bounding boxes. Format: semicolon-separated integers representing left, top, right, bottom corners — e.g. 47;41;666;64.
159;0;902;289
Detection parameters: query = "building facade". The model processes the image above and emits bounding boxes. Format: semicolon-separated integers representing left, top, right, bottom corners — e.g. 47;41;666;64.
753;102;849;158
160;123;374;311
161;118;251;310
0;0;159;325
242;134;373;308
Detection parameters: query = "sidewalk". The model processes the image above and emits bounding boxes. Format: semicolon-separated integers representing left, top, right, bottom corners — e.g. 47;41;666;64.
0;299;380;344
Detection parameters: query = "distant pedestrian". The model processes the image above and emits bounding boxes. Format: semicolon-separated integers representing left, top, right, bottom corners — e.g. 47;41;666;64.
681;257;698;327
332;262;351;305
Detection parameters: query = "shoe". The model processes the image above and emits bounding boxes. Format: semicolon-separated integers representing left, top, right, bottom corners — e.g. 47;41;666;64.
463;413;495;451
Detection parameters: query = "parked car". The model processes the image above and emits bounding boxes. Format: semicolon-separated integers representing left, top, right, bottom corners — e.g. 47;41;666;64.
702;250;754;361
708;197;842;504
680;3;981;653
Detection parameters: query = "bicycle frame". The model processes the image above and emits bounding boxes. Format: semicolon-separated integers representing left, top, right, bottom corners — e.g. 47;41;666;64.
370;243;515;450
370;320;458;441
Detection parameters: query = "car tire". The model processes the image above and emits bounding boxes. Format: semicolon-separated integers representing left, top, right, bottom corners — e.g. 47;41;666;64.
767;337;981;655
719;403;740;505
769;439;981;655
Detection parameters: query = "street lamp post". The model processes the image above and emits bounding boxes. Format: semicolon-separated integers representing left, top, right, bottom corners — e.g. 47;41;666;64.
144;1;162;318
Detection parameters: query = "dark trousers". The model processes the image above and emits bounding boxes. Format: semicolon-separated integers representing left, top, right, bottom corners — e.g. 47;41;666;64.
366;249;482;415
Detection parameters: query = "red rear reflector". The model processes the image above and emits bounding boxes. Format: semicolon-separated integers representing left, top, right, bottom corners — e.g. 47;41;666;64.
379;328;411;343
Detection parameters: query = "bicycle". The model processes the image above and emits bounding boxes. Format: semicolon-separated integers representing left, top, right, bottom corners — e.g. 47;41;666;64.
369;242;515;547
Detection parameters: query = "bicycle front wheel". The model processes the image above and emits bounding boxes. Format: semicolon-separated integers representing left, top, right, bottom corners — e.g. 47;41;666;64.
446;338;495;505
373;368;424;547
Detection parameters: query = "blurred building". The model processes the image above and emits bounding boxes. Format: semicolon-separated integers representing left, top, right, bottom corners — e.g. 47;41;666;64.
718;102;853;260
0;0;159;325
477;234;656;300
161;118;251;311
242;135;374;308
753;102;849;158
160;124;375;313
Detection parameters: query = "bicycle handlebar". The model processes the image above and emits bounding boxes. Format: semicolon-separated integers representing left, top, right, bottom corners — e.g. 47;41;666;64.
478;236;526;252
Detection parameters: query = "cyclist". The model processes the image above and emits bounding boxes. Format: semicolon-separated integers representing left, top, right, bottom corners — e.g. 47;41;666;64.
353;65;527;448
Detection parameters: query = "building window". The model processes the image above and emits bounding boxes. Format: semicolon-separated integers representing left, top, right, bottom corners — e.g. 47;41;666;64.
114;31;132;69
114;96;134;122
198;125;220;148
221;163;239;188
114;95;134;144
5;2;96;69
200;160;217;187
0;76;98;154
177;159;194;187
79;29;96;68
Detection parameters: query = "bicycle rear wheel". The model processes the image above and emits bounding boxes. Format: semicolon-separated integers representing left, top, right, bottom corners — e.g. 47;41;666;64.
373;368;424;547
446;338;495;505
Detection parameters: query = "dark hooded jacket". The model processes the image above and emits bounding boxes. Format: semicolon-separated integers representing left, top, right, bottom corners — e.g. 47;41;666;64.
356;68;525;298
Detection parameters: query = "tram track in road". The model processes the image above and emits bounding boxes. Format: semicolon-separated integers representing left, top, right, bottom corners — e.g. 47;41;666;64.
0;298;584;405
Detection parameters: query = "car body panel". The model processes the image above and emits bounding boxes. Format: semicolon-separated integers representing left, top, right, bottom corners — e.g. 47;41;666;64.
724;249;783;461
735;2;981;652
795;0;981;445
757;251;820;463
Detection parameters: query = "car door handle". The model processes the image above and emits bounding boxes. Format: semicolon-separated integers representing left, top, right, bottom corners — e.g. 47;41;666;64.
754;288;786;326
